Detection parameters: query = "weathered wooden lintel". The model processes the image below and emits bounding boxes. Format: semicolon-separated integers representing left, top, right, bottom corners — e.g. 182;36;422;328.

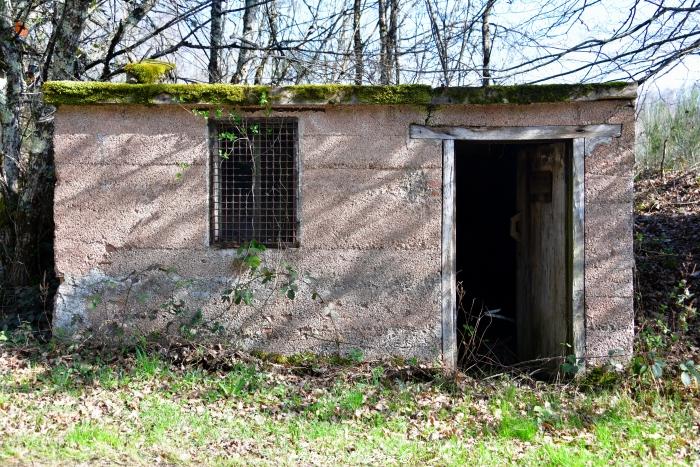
410;124;621;141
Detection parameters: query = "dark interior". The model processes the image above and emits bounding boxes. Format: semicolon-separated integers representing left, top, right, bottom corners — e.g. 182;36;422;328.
455;142;519;365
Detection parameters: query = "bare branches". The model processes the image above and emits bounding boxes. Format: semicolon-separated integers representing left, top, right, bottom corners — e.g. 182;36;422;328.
100;0;158;81
39;0;700;86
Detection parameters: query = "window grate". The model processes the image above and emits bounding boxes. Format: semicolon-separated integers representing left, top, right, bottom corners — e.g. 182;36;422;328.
210;117;298;248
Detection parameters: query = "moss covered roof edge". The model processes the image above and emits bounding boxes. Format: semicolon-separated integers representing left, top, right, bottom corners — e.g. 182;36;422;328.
42;81;636;106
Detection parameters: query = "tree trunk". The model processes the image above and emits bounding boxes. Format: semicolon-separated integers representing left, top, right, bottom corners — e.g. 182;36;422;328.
10;98;55;286
353;0;363;84
209;0;223;83
378;0;388;84
263;0;287;84
254;2;278;85
1;0;91;317
392;0;400;84
44;0;93;81
481;0;495;87
1;2;25;285
231;0;258;84
386;0;398;84
424;0;449;85
0;27;23;199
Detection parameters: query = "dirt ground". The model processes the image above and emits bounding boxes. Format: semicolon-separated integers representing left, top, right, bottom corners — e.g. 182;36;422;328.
634;170;700;353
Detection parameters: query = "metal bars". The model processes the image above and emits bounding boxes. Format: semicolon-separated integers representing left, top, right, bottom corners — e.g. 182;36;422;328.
210;117;298;248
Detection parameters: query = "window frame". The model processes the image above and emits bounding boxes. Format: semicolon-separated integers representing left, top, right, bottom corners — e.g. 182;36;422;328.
208;116;301;249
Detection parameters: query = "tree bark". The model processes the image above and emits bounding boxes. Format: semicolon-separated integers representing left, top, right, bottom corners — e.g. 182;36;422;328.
386;0;399;84
424;0;449;85
43;0;93;81
231;0;258;84
1;1;26;285
254;1;279;84
392;0;400;84
3;0;91;289
481;0;495;86
0;18;23;198
209;0;224;83
353;0;363;84
378;0;388;84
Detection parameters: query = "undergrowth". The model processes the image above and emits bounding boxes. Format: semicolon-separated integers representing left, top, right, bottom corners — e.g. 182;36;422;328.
0;334;698;465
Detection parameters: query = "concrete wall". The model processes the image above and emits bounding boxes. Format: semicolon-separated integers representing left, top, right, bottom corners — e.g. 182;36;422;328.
53;99;635;362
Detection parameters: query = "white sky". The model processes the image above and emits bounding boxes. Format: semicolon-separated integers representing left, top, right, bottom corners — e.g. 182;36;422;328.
489;0;700;90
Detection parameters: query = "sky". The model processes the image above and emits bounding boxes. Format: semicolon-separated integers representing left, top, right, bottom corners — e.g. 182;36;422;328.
647;55;700;90
487;0;699;97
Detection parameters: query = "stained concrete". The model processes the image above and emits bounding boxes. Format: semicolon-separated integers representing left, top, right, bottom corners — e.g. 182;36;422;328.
53;96;636;363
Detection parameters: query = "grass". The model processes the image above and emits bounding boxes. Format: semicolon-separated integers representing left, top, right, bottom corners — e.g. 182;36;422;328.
0;340;698;465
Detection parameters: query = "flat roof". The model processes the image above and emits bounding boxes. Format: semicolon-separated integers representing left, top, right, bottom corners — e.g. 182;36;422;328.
43;81;637;107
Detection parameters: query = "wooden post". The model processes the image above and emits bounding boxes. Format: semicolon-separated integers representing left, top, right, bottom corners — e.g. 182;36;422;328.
442;140;457;370
572;139;586;363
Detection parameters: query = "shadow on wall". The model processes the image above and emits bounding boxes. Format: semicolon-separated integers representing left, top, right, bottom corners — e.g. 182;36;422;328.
53;106;444;360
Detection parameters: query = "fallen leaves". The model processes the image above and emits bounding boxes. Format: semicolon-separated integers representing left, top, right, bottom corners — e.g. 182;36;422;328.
0;335;699;465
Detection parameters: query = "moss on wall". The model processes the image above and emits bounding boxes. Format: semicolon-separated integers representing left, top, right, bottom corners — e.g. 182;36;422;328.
42;81;635;106
42;81;269;105
280;84;433;105
123;60;175;84
433;82;632;105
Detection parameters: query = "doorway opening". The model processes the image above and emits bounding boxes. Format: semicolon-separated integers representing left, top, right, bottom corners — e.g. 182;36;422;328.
454;141;571;368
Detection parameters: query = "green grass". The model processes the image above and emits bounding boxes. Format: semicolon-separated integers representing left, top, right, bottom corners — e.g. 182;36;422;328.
0;342;698;465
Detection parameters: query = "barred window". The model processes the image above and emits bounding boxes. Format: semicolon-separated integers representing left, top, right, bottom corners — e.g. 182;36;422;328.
210;117;299;248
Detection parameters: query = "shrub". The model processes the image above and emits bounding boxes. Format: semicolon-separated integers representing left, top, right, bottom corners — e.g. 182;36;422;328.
637;86;700;174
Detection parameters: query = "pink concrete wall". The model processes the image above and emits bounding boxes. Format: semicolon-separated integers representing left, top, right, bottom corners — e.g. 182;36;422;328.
583;110;636;360
53;99;635;362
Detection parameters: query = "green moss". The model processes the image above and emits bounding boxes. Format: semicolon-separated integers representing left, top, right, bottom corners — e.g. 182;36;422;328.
42;81;270;106
278;83;434;105
42;82;434;106
42;81;634;106
434;82;631;105
123;60;175;84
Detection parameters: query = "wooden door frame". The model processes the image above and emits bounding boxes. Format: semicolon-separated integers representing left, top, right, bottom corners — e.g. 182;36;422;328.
409;124;622;370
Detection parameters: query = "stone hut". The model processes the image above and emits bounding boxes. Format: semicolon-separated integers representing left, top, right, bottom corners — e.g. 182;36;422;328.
46;81;636;367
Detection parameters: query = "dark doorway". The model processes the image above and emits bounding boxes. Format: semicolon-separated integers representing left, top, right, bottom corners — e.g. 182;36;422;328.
455;142;519;365
454;141;569;367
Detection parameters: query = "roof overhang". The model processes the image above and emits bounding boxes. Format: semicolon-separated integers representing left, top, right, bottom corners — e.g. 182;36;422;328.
42;81;637;107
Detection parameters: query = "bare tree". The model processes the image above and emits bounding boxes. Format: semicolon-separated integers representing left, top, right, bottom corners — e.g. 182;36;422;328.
0;0;22;198
481;0;495;86
387;0;399;83
377;0;388;83
353;0;364;84
231;0;259;84
208;0;223;82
